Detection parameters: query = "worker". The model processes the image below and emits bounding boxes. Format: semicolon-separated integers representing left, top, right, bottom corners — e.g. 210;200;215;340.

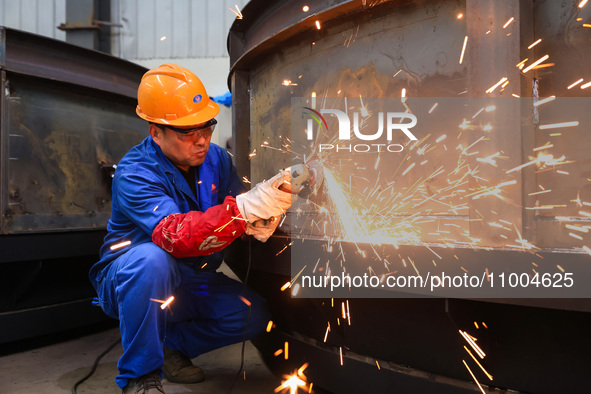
89;64;294;394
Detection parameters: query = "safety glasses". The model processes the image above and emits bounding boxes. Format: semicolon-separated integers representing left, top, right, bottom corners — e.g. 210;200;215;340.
164;118;217;137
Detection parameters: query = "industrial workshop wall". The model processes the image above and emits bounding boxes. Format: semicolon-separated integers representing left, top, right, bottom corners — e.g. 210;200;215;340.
111;0;250;148
0;0;249;148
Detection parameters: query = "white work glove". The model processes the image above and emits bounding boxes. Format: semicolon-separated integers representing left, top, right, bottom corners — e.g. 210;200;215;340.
235;169;296;223
245;216;281;242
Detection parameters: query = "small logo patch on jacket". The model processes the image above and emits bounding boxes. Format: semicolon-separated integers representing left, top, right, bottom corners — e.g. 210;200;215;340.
211;183;217;193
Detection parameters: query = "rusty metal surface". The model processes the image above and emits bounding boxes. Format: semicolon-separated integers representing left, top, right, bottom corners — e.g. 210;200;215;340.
0;27;148;234
230;0;591;254
248;0;466;182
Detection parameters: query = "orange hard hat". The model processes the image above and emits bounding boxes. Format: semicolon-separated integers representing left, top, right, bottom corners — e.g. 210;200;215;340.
136;63;219;126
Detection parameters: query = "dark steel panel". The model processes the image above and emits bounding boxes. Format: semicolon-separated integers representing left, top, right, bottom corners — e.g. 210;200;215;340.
0;27;146;342
3;74;145;233
231;70;252;183
0;231;105;263
0;27;148;234
0;298;109;344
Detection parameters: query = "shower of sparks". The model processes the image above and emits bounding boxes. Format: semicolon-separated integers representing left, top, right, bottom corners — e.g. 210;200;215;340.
532;143;553;151
516;58;528;68
581;81;591;89
528;39;542;49
239;295;252;306
275;364;310;394
464;346;493;380
280;282;291;291
462;360;486;394
429;103;439;113
147;296;176;310
522;55;550;73
266;321;274;332
303;5;309;12
460;330;486;358
534;96;556;106
459;36;468;64
567;79;584;89
486;77;508;93
323;167;366;240
538;121;579;130
228;5;243;19
110;240;131;250
160;296;174;309
579;0;588;8
315;20;321;30
503;17;515;28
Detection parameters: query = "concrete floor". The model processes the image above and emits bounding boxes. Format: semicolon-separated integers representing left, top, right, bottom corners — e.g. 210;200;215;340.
0;325;279;394
0;265;282;394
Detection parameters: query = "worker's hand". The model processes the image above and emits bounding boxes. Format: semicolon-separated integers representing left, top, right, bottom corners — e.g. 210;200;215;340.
235;169;296;223
245;216;281;242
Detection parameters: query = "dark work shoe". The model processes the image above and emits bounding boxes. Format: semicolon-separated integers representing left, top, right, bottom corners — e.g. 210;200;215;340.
122;370;165;394
163;346;205;384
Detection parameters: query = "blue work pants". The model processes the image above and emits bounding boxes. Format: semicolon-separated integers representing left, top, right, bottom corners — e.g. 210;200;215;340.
94;242;270;388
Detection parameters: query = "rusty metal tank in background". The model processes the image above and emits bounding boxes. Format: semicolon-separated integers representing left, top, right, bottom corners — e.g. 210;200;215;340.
226;1;591;393
0;27;148;343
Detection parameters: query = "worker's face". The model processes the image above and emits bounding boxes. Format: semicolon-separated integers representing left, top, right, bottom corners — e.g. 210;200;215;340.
150;121;215;171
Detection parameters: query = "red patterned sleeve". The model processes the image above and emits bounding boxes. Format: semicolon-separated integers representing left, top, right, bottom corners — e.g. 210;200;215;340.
152;196;247;258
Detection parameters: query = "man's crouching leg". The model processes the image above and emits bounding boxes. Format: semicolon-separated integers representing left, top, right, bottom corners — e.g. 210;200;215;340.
163;266;271;376
96;243;180;390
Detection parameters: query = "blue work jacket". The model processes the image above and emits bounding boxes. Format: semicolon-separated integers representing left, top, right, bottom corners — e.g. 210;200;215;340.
89;137;245;288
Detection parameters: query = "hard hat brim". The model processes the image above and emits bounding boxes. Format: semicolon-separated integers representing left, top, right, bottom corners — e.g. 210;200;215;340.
136;99;220;127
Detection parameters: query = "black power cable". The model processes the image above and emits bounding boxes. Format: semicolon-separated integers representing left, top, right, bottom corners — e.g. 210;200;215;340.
227;236;254;394
71;336;121;394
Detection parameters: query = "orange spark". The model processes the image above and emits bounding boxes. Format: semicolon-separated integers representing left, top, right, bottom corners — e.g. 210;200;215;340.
462;360;486;394
110;240;131;250
239;295;251;306
568;79;584;89
528;38;542;49
503;17;515;28
160;296;174;310
522;55;549;73
459;36;468;64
